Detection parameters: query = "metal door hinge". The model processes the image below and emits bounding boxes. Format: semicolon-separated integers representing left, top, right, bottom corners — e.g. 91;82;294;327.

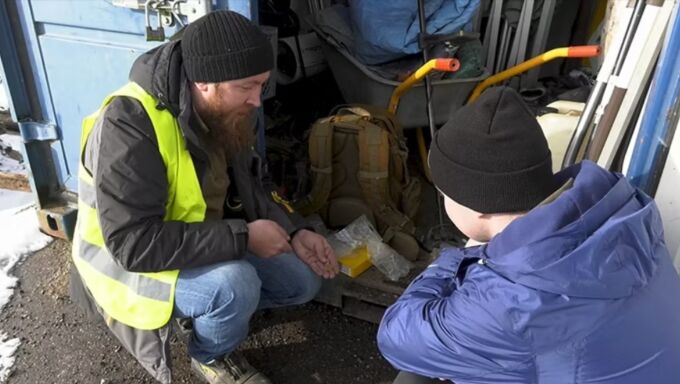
18;121;59;141
112;0;211;41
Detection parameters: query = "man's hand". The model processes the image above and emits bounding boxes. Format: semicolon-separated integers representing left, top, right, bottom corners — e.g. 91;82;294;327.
247;219;293;258
291;229;339;279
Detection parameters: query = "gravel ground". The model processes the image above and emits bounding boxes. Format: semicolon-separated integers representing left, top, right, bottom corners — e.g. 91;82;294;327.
0;240;398;384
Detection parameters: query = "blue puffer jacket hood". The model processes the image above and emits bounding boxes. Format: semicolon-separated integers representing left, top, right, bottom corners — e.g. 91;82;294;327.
485;160;661;299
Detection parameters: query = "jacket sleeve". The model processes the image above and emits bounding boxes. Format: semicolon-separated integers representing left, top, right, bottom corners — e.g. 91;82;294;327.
377;248;528;382
86;96;249;273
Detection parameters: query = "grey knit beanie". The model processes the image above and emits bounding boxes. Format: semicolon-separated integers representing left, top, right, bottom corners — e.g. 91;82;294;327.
181;10;273;82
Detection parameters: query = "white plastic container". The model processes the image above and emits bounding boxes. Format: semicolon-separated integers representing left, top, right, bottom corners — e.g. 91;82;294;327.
537;100;585;172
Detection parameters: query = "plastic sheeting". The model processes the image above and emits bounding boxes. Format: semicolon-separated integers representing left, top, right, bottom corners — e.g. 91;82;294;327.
348;0;480;64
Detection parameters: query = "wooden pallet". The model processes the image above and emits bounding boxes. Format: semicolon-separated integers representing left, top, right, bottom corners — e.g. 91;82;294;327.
315;260;430;324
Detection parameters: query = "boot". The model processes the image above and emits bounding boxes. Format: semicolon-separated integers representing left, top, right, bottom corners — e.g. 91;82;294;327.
191;351;272;384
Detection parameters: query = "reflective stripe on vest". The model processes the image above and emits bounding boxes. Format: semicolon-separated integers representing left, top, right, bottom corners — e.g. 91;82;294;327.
72;82;206;330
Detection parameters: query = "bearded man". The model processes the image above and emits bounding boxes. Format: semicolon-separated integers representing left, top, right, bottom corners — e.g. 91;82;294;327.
70;10;338;384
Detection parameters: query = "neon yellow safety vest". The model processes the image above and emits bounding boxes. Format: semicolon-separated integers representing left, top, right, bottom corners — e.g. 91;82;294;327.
72;82;207;330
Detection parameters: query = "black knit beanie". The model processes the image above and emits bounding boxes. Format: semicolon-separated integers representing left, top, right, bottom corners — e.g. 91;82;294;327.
181;10;273;82
429;86;554;214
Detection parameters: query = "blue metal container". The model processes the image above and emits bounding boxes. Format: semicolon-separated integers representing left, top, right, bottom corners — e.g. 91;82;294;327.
0;0;256;239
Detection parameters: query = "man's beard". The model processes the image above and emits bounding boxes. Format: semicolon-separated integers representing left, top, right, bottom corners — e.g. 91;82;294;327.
197;98;256;158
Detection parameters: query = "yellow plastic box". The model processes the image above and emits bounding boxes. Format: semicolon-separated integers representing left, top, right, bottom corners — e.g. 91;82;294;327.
338;246;372;278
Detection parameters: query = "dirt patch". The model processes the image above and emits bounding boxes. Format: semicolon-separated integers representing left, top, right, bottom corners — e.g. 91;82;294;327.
0;173;29;192
0;240;397;384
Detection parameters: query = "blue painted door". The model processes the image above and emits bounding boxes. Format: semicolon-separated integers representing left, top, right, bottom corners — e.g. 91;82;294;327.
10;0;254;192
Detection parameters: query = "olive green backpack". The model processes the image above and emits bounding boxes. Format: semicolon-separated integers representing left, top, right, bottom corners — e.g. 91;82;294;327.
294;105;421;260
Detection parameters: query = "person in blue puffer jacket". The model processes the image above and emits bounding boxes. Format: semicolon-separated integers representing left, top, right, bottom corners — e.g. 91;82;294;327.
377;86;680;384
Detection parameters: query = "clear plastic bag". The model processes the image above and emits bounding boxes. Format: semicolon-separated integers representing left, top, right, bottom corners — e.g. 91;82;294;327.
328;215;412;281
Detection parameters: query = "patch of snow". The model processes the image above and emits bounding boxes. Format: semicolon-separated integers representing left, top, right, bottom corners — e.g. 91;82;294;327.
0;79;7;112
0;334;18;383
0;189;52;382
0;189;32;212
0;134;25;175
0;135;22;152
0;157;23;175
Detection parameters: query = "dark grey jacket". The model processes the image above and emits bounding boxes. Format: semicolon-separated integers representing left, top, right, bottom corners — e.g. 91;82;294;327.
70;40;306;383
81;40;304;273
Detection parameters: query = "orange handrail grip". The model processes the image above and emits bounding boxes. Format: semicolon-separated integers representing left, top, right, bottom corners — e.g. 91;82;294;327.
433;58;461;72
567;45;601;57
468;45;601;103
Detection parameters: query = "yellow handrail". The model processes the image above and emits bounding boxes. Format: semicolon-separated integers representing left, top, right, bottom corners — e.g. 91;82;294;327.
468;45;600;103
388;58;461;114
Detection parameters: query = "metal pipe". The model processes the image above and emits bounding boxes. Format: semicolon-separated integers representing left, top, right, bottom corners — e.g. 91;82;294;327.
417;0;437;142
508;0;533;71
417;0;445;229
562;0;641;168
483;0;504;71
524;0;556;88
583;0;646;157
614;0;647;75
497;20;510;73
562;81;605;168
586;0;659;162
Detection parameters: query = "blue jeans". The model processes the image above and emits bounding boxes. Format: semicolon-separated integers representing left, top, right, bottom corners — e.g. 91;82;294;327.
172;252;321;363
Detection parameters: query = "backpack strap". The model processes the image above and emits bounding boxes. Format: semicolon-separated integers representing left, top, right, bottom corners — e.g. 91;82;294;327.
357;122;416;235
358;106;412;189
293;117;334;215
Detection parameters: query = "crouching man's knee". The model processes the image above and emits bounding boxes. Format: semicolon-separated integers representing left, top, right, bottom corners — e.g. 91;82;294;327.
208;261;262;317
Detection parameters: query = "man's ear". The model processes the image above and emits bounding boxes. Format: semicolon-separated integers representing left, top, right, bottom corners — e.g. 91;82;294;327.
193;82;210;92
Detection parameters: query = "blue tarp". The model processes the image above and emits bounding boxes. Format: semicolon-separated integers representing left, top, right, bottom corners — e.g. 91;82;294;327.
348;0;480;64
